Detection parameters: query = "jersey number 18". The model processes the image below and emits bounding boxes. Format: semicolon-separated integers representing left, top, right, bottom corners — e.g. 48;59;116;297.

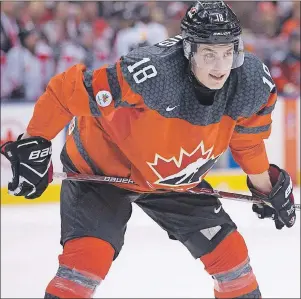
127;58;158;84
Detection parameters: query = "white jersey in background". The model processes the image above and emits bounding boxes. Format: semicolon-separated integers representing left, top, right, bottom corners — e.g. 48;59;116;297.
146;22;169;45
55;41;86;74
114;21;168;58
4;42;54;101
1;50;11;99
93;38;113;69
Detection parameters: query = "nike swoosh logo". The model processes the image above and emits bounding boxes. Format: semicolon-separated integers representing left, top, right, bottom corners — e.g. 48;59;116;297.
166;105;179;112
214;205;222;214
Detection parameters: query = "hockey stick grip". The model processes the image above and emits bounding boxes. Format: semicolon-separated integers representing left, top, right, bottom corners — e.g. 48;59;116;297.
53;172;300;211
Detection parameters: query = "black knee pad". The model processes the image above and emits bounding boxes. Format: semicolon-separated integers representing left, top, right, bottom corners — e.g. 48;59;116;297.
183;223;237;259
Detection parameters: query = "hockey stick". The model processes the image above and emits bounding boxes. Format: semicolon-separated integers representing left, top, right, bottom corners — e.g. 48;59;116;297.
53;172;300;211
54;172;135;184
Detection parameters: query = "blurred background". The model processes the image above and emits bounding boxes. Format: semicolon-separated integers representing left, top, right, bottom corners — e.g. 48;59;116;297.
1;1;300;101
0;1;300;191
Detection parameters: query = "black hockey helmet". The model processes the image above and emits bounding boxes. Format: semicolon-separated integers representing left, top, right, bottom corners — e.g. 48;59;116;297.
181;1;244;69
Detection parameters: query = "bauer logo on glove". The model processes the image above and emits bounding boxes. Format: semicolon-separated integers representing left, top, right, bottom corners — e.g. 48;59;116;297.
0;134;53;199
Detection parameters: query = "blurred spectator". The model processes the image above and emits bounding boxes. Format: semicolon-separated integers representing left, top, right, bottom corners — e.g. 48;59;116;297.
55;39;85;74
22;2;47;30
280;1;300;38
147;4;169;44
1;49;11;98
91;19;112;68
1;2;22;53
113;2;168;58
80;26;95;69
42;2;80;48
277;1;293;20
270;29;300;95
81;2;100;24
224;1;257;31
1;1;300;102
164;2;188;36
251;2;280;38
3;26;54;101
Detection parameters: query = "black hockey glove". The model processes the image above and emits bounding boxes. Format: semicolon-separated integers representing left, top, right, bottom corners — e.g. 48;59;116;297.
247;164;295;230
0;134;53;199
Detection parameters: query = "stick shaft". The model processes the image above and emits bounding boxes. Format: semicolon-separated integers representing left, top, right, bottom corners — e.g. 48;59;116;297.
53;172;300;211
53;172;135;184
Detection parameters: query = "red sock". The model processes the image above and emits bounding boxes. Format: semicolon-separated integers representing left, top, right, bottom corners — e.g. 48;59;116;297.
201;231;261;298
45;237;114;298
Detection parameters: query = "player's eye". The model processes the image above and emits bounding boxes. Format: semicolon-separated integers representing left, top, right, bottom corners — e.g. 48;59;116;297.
224;51;233;57
204;53;216;61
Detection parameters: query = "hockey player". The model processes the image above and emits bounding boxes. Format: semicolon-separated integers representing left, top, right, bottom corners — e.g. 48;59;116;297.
1;2;296;298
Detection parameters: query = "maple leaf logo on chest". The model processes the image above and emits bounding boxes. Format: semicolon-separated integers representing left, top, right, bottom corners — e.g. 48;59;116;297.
147;141;222;187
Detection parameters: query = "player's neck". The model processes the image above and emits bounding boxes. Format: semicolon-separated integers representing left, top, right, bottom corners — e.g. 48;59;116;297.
195;82;216;106
188;70;217;106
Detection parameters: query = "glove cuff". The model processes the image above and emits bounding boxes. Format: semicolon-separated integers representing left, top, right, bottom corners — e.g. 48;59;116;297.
246;176;269;199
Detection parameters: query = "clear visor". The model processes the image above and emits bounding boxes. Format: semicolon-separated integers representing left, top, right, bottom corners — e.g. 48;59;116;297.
189;36;244;71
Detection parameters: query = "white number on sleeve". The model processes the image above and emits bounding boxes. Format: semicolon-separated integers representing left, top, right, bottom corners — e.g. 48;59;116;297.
127;58;157;84
262;63;276;92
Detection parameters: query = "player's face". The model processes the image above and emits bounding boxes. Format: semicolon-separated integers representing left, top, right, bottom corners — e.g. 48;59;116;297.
192;44;234;89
